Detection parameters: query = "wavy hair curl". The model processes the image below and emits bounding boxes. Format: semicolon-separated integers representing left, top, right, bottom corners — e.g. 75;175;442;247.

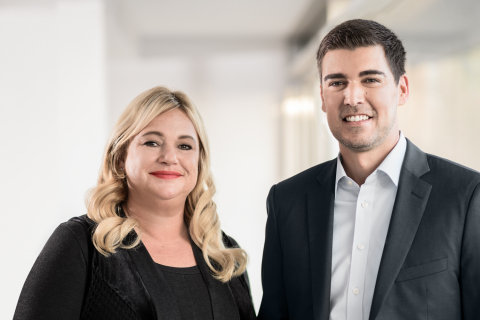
86;86;248;282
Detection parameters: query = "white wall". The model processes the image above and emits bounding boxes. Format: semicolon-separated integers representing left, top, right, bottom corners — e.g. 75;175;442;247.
398;46;480;171
108;46;285;310
2;2;285;317
0;1;106;318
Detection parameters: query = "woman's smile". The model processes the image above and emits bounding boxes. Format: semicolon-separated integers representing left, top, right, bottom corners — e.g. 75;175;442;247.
149;170;183;179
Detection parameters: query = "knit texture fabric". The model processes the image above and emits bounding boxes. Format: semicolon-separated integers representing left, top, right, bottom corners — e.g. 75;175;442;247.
81;266;140;320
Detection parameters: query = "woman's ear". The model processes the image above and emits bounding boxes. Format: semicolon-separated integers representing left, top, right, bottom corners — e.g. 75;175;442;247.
116;152;126;176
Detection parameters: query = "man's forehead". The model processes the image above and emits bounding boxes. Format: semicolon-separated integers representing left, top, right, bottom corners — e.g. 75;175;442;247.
324;44;385;57
322;45;392;78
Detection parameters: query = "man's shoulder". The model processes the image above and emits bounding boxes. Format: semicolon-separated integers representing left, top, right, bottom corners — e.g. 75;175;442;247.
425;153;480;183
275;158;337;193
404;138;480;188
426;153;480;179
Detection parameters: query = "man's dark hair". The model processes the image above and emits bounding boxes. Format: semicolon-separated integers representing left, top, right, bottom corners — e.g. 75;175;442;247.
316;19;406;84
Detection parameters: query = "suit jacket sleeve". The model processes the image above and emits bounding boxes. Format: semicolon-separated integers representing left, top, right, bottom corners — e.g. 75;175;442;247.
258;185;289;319
13;222;89;320
460;181;480;319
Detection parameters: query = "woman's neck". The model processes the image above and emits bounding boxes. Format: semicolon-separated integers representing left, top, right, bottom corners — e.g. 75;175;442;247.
125;196;196;267
125;196;188;242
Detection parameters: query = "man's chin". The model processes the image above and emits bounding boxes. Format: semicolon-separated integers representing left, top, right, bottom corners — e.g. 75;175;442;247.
338;137;377;153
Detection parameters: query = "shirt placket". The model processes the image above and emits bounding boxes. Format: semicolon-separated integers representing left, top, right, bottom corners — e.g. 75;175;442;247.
346;175;376;320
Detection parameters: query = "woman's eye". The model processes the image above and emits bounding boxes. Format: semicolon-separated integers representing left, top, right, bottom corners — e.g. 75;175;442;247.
178;144;192;150
144;141;159;147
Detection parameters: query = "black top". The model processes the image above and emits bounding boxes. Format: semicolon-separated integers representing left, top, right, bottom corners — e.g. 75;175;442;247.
14;222;89;319
14;217;256;320
156;263;213;320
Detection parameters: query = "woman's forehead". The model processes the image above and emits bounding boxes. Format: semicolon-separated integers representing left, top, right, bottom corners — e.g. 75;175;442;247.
138;109;198;140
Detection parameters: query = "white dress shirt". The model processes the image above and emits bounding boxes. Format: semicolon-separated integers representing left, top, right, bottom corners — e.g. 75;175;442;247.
329;132;407;320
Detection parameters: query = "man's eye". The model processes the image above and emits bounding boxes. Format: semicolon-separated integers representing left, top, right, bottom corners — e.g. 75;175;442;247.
144;141;159;147
329;81;344;87
179;144;192;150
364;78;379;83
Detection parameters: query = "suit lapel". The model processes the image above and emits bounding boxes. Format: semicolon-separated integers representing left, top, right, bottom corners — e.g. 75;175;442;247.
191;238;241;320
308;160;337;320
369;140;432;320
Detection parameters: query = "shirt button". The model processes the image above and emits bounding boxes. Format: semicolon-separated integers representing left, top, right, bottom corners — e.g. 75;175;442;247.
358;244;365;250
347;180;352;186
353;288;360;295
361;201;368;208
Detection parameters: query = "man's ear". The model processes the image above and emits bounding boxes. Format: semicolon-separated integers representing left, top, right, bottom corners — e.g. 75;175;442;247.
398;74;409;106
320;84;326;112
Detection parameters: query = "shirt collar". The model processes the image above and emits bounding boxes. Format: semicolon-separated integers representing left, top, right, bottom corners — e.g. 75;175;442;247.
335;154;348;199
334;131;407;198
376;131;406;187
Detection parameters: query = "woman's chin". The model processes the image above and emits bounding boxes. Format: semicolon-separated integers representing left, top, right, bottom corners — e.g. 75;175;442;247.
151;190;186;202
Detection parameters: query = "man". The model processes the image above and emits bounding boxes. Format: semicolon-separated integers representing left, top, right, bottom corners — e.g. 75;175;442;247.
258;19;480;320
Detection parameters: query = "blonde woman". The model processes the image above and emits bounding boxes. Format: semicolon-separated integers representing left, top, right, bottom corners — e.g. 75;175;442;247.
14;87;256;320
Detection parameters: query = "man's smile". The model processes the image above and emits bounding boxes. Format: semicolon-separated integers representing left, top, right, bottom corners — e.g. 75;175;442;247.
343;114;372;122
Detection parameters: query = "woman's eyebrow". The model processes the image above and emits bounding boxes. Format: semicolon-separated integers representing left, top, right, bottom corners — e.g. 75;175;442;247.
178;135;197;143
142;131;197;143
142;131;163;138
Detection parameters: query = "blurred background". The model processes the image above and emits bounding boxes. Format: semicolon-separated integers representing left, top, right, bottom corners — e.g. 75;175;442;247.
1;0;479;317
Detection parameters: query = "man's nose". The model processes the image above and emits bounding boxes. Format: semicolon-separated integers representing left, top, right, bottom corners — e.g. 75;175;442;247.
343;82;365;107
158;144;178;165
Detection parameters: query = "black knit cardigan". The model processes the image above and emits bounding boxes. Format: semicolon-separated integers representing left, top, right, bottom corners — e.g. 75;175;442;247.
14;215;256;320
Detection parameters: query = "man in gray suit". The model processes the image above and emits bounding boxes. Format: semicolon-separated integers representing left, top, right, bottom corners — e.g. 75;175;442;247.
258;19;480;320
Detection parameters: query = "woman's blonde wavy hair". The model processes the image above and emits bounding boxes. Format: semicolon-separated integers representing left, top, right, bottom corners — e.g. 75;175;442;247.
86;86;247;282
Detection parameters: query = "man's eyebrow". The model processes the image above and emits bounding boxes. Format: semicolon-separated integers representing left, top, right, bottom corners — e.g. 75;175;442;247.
359;70;386;77
324;73;347;82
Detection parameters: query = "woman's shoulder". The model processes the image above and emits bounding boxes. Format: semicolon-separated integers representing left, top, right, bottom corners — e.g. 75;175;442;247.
66;213;96;229
48;215;91;245
53;214;95;263
67;213;95;233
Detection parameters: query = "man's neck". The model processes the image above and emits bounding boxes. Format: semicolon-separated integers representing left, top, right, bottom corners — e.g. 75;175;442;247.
340;131;400;186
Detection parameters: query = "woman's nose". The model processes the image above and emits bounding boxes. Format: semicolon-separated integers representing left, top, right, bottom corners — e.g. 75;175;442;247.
158;144;178;164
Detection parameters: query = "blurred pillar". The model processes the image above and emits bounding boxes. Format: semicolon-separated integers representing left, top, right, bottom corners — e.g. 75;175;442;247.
55;0;107;218
0;1;107;318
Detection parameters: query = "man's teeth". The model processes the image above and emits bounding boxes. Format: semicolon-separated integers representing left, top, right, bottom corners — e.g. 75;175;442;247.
345;115;369;122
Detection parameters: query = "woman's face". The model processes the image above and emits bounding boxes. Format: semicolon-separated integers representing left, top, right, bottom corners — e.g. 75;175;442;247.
123;109;200;204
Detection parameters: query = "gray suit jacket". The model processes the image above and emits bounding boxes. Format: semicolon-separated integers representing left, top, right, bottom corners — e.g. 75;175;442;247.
258;139;480;320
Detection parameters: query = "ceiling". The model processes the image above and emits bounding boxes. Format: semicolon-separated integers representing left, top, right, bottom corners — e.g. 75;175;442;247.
103;0;480;63
288;0;480;77
108;0;315;40
324;0;480;63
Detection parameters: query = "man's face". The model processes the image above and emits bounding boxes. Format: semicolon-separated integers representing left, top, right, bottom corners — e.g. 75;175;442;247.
320;45;408;153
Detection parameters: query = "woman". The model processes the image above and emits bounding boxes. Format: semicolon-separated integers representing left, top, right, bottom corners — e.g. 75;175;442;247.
14;86;256;320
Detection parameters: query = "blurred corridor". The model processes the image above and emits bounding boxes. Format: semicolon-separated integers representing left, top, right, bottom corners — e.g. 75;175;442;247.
1;0;479;317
